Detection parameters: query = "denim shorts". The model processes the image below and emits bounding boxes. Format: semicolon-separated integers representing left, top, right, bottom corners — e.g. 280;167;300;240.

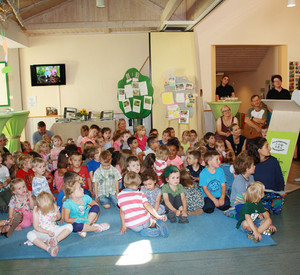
240;218;262;233
130;219;153;233
98;194;118;206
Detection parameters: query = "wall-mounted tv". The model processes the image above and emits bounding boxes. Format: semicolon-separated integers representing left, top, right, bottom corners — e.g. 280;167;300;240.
30;64;66;86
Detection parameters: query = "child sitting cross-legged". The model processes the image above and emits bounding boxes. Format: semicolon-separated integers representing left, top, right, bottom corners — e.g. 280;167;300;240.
140;169;165;215
16;154;34;191
118;171;169;238
186;150;205;189
93;150;122;208
162;166;189;223
200;151;230;213
153;145;169;187
236;181;276;243
27;192;73;257
180;169;204;216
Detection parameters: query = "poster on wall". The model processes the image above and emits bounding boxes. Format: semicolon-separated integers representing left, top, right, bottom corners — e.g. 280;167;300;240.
179;110;189;124
144;96;152;110
123;99;131;113
167;104;181;120
289;61;300;91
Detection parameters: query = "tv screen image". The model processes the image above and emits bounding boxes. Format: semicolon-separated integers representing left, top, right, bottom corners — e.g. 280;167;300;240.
30;64;66;86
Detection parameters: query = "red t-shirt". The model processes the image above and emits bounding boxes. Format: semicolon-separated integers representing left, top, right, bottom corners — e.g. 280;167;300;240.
16;169;35;191
136;136;148;151
69;166;90;190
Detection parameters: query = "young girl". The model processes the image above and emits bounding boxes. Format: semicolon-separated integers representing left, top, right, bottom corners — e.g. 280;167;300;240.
166;138;184;169
81;127;99;151
162;166;188;223
77;125;89;147
27;192;73;257
22;141;33;154
120;130;131;150
180;130;191;153
8;179;35;229
180;168;204;215
43;134;53;148
34;140;50;162
135;125;148;151
112;130;124;151
141;169;165;215
102;127;113;150
215;140;226;162
236;181;276;243
63;178;110;238
54;150;69;193
50;135;65;171
142;153;156;171
153;145;169;187
116;149;133;176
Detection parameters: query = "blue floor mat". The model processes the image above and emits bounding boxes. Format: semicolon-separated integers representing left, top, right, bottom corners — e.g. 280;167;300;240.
0;207;276;260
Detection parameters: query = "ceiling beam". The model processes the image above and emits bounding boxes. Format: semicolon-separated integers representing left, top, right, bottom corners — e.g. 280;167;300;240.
158;0;183;31
6;0;25;28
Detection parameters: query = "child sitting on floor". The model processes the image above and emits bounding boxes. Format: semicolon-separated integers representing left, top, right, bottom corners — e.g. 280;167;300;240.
220;149;235;196
87;146;101;179
27;192;73;257
128;137;142;157
118;171;168;238
0;153;11;212
204;132;216;151
93;150;122;208
16;154;34;191
138;136;159;162
200;151;230;213
166;138;184;169
140;169;165;215
162;166;189;223
54;150;69;193
236;181;276;243
135;125;148;151
159;129;170;145
186;150;205;188
153;145;169;187
180;168;204;215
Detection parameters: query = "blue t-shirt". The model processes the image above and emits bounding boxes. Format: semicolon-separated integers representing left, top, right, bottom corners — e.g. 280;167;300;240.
87;159;100;173
63;194;92;219
57;190;65;213
32;130;53;144
199;167;226;198
220;163;234;195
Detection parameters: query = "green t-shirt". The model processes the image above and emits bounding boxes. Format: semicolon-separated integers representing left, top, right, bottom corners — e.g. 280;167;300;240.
162;183;184;197
236;201;266;229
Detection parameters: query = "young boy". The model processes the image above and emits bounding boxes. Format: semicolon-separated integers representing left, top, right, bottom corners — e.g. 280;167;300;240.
118;171;168;237
159;129;170;145
2;153;17;180
186;150;204;188
199;151;230;213
190;130;198;146
215;140;226;161
16;154;34;191
138;137;159;162
69;151;93;197
87;146;101;179
261;125;268;139
93;150;122;209
204;132;216;151
128;137;142;157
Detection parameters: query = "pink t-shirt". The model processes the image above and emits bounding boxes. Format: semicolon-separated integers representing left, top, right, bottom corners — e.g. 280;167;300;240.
167;155;183;169
136;136;148;151
113;140;122;151
50;146;65;170
117;190;150;228
54;170;64;192
81;137;96;146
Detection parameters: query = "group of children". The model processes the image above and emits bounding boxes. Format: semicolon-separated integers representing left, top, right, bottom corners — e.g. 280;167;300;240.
0;120;277;257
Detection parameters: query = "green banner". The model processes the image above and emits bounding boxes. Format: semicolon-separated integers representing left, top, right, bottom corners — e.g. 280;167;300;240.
267;130;298;182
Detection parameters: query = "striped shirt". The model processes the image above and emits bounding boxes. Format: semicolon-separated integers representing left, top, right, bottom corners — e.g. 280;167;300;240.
153;159;167;187
117;189;150;228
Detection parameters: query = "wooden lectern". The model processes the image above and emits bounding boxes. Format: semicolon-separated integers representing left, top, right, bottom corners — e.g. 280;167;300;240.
262;100;300;184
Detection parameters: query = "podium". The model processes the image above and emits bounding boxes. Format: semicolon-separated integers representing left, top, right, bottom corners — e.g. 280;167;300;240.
262;100;300;183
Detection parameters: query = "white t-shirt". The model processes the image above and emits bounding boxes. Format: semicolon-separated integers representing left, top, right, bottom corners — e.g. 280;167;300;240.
0;165;10;183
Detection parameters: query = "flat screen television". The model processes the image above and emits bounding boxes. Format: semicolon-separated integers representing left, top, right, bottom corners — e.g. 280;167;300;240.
30;64;66;86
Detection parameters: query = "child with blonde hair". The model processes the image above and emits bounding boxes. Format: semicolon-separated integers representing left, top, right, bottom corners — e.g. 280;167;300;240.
9;179;35;229
141;169;165;215
77;125;89;147
236;181;276;242
32;158;52;198
215;140;226;161
116;149;133;176
63;178;110;238
22;141;33;154
118;171;168;237
81;126;99;151
153;145;169;187
181;130;191;153
112;130;124;151
34;140;50;162
42;134;52;148
135;125;148;151
27;192;73;257
50;135;65;170
16;154;34;191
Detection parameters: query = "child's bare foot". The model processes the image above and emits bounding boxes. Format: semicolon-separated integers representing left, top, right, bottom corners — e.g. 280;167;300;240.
188;208;203;216
15;226;22;231
47;244;59;257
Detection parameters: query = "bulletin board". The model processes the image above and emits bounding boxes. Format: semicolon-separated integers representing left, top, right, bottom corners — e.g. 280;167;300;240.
0;62;10;107
117;68;153;119
289;61;300;91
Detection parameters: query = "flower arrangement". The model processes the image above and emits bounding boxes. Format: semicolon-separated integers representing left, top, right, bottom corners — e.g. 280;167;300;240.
76;109;88;120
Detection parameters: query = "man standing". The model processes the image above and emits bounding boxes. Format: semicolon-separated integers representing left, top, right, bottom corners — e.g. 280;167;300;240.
267;75;291;100
244;95;268;138
32;121;53;146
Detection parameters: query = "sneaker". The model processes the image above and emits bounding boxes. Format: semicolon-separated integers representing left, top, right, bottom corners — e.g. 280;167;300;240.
247;233;259;243
223;207;236;219
93;222;110;232
140;228;161;237
156;219;169;238
78;231;87;238
167;211;177;223
178;215;189;223
263;228;275;236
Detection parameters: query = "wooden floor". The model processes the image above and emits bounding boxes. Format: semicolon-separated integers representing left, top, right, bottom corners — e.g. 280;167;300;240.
1;162;300;275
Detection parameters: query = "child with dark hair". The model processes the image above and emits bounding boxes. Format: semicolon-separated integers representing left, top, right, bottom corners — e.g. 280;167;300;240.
180;168;203;215
128;136;142;157
54;149;69;193
101;127;112;150
220;149;235;196
141;169;165;215
200;151;230;213
166;138;183;169
204;132;216;151
186;150;204;188
142;153;156;171
159;129;171;145
149;129;158;138
190;129;198;146
138;136;159;162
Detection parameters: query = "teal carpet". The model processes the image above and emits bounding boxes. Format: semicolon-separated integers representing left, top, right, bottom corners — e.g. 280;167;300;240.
0;207;276;260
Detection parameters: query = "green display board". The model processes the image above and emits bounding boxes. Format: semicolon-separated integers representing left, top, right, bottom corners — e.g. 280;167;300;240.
117;68;153;119
267;130;298;183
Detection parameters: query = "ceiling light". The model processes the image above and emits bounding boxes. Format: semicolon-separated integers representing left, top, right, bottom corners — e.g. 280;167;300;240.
287;0;296;7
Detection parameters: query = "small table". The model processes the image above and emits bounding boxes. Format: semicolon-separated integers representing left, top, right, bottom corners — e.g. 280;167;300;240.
207;101;242;119
2;111;30;152
50;120;116;143
0;112;13;134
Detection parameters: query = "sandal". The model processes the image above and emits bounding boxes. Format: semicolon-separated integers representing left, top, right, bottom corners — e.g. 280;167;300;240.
93;223;110;232
5;213;23;238
247;233;260;243
47;245;59;257
77;231;87;238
